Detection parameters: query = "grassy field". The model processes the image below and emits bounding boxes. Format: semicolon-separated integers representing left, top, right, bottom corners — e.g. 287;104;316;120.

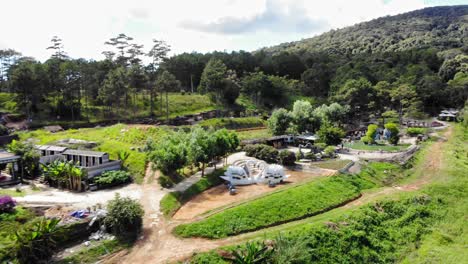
19;124;170;183
344;141;410;152
160;169;226;217
311;159;352;170
198;117;265;130
174;175;364;238
236;128;272;141
191;125;467;263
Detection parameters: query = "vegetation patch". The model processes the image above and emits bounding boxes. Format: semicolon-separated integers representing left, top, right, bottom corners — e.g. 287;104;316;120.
198;117;265;130
173;175;364;238
311;159;352;170
54;239;128;264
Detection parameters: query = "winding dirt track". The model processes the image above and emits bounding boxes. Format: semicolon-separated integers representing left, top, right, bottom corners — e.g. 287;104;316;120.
105;127;451;264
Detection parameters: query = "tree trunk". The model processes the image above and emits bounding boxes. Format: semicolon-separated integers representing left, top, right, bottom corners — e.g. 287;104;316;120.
166;91;169;122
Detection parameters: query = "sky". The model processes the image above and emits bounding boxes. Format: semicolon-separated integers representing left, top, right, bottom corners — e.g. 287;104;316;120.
0;0;466;61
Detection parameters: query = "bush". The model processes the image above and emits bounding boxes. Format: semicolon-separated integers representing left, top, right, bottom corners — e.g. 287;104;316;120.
0;196;16;213
304;152;317;160
314;142;327;151
104;194;144;240
407;127;427;136
323;146;336;158
384;123;400;145
318;123;345;146
174;176;362;238
364;124;378;144
278;150;296;166
361;135;372;144
158;174;174;188
244;144;278;163
94;170;131;187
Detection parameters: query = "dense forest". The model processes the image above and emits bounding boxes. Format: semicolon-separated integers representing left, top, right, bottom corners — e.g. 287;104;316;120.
0;5;466;125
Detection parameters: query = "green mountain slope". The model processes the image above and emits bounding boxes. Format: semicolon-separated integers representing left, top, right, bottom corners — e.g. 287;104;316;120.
262;5;468;55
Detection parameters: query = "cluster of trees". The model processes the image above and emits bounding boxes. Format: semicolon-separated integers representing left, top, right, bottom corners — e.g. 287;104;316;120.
41;160;85;191
1;6;466;124
147;127;238;184
1;35;180;122
268;101;347;145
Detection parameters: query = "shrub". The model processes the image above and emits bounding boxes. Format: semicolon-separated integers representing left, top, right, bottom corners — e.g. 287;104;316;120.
364;124;378;144
278;150;296;166
104;194;144;240
384;123;400;145
158;174;174;188
407;127;427;136
361;135;372;144
174;176;362;238
304;152;317;160
0;196;16;213
323;146;336;158
244;144;278;163
314;142;327;151
317;123;345;146
94;170;131;187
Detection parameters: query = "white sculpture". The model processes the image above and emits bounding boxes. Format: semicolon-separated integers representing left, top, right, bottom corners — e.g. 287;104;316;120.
220;160;289;186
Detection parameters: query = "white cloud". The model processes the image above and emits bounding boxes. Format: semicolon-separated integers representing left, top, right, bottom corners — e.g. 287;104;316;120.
0;0;441;61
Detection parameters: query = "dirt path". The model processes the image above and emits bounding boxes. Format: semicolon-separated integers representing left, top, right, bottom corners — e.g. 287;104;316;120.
109;127;452;263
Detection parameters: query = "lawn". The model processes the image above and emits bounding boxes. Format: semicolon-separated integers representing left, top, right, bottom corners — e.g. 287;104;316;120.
198;117;265;130
0;189;27;197
236;128;272;141
54;239;129;264
173;175;363;238
311;159;352;170
18;124;170;183
344;141;410;152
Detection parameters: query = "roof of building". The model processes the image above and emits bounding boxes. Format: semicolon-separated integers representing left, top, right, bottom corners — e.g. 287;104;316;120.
62;149;107;157
35;145;68;152
0;150;20;163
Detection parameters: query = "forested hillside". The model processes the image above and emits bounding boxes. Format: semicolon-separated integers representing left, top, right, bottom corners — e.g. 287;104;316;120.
0;6;466;126
261;5;468;55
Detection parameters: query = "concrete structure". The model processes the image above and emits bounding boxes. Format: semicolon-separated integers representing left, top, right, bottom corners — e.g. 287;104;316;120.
35;145;121;178
0;150;21;186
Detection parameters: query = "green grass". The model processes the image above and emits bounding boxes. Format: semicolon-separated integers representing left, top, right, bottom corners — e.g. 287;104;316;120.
174;175;364;238
18;124;170;183
344;141;410;152
236;128;272;141
198;117;265;130
53;239;128;264
160;169;226;217
0;189;26;197
311;159;352;170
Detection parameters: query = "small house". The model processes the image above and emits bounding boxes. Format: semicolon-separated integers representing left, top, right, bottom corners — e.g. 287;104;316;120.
0;150;21;186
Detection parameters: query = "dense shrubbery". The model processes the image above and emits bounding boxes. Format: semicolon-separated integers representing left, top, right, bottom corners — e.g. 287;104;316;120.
323;146;336;158
244;144;278;163
318;123;345;146
174;175;363;238
94;170;131;187
278;150;296;166
362;124;378;144
198;117;265;129
104;194;144;240
407;127;428;136
385;122;400;145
